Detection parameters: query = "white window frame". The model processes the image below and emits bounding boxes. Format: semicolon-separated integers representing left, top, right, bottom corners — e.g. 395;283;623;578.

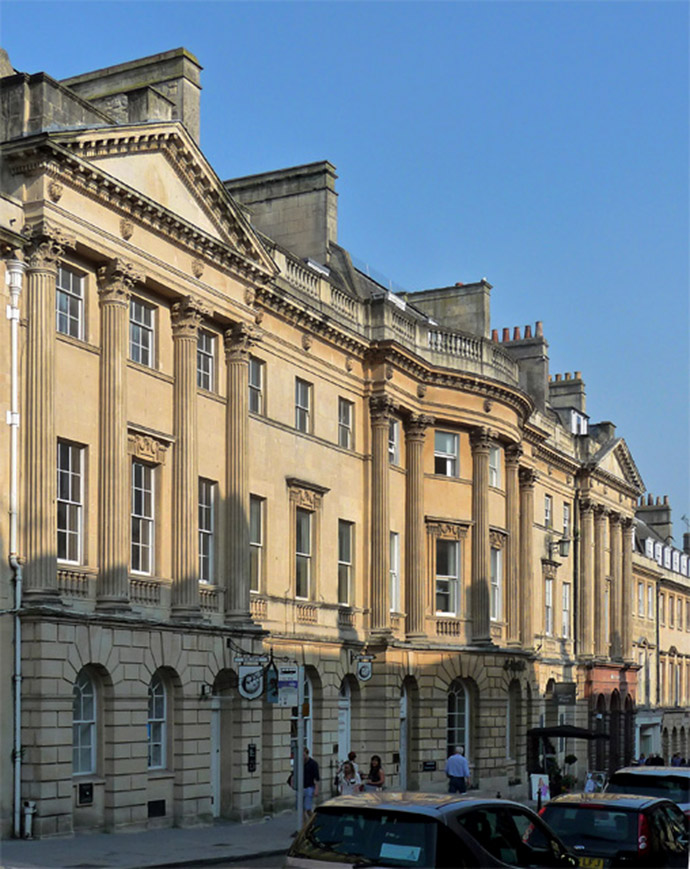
571;411;588;435
434;431;459;477
447;680;470;759
562;582;571;639
131;461;154;575
660;593;665;625
129;298;155;367
148;673;166;770
490;547;502;621
196;330;215;391
677;598;682;630
544;494;553;528
249;495;264;594
199;478;215;583
388;418;400;465
545;578;554;636
56;265;84;340
249;357;264;415
647;585;654;619
563;503;571;539
295;378;312;433
338;520;353;605
436;538;459;615
73;671;96;775
489;445;500;488
338;398;354;449
390;531;400;613
57;440;83;564
670;595;675;628
295;508;312;599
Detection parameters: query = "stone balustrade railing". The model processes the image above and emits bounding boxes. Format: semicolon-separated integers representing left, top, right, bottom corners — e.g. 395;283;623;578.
130;577;161;606
58;567;97;599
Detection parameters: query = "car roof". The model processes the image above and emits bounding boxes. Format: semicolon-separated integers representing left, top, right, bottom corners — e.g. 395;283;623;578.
318;791;535;818
610;766;690;777
547;792;672;810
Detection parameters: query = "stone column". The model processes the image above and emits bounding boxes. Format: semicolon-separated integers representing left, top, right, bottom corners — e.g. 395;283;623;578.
518;467;537;649
594;505;608;657
23;232;69;602
96;260;141;611
621;518;634;663
470;427;492;644
171;297;205;620
369;395;396;635
224;322;259;624
505;444;522;645
404;413;434;637
579;499;595;658
609;513;623;661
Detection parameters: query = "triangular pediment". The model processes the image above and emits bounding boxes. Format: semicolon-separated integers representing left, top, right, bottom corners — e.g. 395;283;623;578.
590;438;645;493
50;123;276;276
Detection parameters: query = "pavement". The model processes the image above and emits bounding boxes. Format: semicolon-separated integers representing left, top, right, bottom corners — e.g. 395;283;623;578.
0;811;297;869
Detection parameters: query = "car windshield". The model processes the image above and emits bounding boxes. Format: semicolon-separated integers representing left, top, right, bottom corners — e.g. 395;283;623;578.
289;807;438;866
607;773;690;804
540;805;637;857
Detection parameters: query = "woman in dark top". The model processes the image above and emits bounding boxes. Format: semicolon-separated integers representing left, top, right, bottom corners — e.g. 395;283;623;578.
366;754;385;790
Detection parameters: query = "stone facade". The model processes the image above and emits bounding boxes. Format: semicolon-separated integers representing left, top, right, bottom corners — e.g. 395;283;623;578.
1;48;688;840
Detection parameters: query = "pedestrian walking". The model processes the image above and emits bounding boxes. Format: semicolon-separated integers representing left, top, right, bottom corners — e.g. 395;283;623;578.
337;760;362;795
364;754;385;791
302;747;320;825
445;745;470;794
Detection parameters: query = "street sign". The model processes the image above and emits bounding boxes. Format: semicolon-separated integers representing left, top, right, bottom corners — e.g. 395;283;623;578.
278;665;299;707
554;682;576;705
238;664;264;700
356;659;373;681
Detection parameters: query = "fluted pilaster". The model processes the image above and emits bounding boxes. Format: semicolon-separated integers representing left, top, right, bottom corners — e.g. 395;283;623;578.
23;233;66;601
224;322;259;624
470;427;492;644
96;260;141;610
594;505;608;657
579;499;595;658
370;395;396;635
519;467;537;648
621;518;634;662
171;297;206;620
404;413;434;637
609;513;623;660
505;444;522;645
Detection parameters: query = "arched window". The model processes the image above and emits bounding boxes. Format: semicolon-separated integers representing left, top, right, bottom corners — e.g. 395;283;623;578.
447;680;470;758
148;673;167;769
291;671;314;755
73;670;96;775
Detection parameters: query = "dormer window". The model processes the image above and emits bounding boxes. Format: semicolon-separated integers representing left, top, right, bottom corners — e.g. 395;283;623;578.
570;411;588;435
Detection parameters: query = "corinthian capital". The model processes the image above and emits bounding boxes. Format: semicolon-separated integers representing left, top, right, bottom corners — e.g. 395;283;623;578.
224;321;261;361
25;221;76;270
406;413;435;440
470;426;493;453
97;258;144;304
518;466;538;488
369;394;398;424
171;295;208;339
505;443;524;467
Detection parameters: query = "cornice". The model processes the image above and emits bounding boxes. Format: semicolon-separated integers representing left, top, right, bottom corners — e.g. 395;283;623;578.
3;136;276;286
367;343;534;421
532;442;580;476
584;464;642;499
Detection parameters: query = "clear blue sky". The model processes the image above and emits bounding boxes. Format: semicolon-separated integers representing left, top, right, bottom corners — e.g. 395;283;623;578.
3;1;688;540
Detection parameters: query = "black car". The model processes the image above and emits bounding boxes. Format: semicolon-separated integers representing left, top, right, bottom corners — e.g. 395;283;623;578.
539;792;689;868
286;791;577;868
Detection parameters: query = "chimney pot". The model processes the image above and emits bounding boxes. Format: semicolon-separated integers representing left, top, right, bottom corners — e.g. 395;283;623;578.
455;282;464;287
647;494;653;506
535;321;543;337
491;329;499;342
555;373;562;382
524;324;533;338
502;328;510;342
656;496;661;506
513;326;521;341
575;371;582;379
565;372;571;380
663;495;669;505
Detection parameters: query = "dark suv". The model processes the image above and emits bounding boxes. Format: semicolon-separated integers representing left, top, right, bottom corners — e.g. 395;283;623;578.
539;792;689;868
606;767;690;819
286;792;577;867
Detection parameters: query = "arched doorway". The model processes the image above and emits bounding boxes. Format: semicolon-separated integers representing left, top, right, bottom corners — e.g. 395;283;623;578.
211;669;240;819
609;691;621;773
623;695;635;766
593;694;607;770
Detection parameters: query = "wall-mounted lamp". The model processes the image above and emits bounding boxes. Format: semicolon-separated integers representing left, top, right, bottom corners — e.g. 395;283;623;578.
199;682;214;700
548;536;571;559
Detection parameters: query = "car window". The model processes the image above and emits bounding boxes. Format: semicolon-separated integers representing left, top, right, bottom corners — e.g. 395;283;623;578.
458;806;567;868
540;805;637;858
608;772;690;804
289;807;442;866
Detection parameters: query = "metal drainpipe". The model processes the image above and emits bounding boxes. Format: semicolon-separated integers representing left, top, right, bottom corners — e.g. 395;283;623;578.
6;258;26;838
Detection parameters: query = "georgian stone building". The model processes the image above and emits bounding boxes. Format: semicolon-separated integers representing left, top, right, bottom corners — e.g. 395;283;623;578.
1;47;688;839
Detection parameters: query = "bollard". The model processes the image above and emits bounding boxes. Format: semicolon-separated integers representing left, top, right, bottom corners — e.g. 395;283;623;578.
22;800;37;839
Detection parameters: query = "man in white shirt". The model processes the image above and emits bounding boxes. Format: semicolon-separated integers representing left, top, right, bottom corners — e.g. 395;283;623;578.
445;745;470;793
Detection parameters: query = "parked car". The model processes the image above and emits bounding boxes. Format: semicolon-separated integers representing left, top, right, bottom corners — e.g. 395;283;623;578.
539;792;689;868
286;791;577;868
606;766;690;819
